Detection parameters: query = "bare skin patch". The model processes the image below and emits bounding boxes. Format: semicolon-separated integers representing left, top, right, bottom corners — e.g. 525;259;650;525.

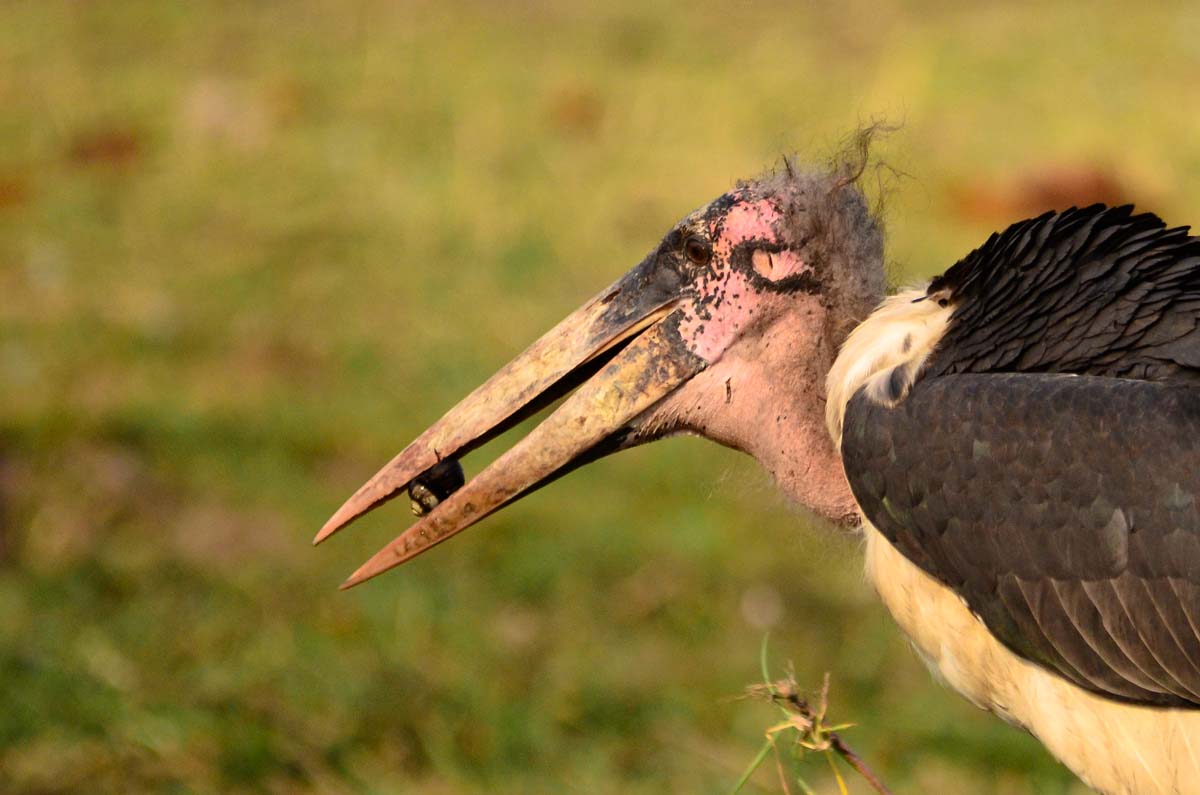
752;248;809;281
715;198;780;253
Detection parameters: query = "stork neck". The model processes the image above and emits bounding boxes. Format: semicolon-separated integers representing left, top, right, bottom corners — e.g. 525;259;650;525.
751;411;858;527
689;312;859;527
735;360;859;527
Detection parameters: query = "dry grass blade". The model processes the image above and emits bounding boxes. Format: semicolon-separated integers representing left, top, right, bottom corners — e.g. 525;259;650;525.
745;671;895;795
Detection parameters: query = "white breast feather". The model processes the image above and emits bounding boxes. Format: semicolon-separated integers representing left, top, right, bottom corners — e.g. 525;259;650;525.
825;288;953;446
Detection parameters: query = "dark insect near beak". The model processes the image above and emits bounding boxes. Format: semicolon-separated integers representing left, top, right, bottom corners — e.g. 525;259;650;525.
408;458;466;516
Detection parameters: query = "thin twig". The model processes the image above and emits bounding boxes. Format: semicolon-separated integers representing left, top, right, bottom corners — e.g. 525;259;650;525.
771;738;794;795
826;733;893;795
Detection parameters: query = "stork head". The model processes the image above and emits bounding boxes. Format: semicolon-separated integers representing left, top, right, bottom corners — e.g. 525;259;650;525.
317;162;885;586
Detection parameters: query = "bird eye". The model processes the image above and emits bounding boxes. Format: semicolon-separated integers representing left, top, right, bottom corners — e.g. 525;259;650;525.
684;236;712;265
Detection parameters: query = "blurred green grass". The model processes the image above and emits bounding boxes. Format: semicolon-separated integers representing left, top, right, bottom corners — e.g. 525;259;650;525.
3;1;1199;792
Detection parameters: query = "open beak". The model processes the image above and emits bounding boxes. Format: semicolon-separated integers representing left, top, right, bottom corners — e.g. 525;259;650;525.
316;257;706;588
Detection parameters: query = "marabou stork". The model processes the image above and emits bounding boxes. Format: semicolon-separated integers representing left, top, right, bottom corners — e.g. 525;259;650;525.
316;159;1200;794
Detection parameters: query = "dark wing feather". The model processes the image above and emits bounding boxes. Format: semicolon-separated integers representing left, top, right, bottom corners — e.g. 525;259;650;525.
924;205;1200;383
842;373;1200;707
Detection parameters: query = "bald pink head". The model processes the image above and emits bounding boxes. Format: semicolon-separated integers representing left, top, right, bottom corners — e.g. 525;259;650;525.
627;170;885;525
654;171;885;374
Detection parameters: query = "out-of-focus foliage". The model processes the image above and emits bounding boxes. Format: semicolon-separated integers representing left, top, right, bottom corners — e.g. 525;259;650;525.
2;2;1196;792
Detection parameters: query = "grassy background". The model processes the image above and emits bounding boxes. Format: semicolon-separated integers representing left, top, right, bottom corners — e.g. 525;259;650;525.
3;2;1199;792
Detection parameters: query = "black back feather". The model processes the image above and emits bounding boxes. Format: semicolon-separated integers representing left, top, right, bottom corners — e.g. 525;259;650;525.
924;205;1200;382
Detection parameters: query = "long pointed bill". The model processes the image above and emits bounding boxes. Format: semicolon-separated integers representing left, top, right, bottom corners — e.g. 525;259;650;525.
337;320;703;587
317;258;707;587
316;262;675;546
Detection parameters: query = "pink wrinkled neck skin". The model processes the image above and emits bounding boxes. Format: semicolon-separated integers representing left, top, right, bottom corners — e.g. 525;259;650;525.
652;297;859;527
